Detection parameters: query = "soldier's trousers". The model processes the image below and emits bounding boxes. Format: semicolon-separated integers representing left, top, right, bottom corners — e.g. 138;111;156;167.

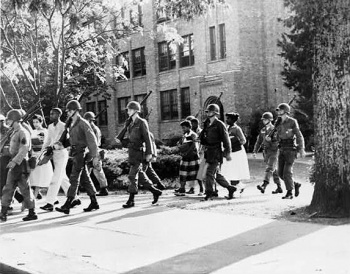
0;155;11;196
67;152;96;198
142;162;162;186
205;159;231;195
1;160;35;209
263;150;281;185
277;148;297;191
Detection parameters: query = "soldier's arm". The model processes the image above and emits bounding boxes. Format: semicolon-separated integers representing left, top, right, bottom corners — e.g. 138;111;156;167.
84;123;98;158
11;131;30;165
292;120;305;151
141;120;153;155
221;124;232;156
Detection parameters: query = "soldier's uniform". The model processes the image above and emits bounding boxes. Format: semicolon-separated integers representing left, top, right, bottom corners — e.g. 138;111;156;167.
200;104;236;200
254;112;282;194
1;110;37;222
275;104;305;198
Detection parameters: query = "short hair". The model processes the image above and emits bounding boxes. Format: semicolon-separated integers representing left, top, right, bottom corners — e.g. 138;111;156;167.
225;112;240;123
33;114;43;123
180;120;192;128
51;108;62;116
185;115;196;121
191;118;199;124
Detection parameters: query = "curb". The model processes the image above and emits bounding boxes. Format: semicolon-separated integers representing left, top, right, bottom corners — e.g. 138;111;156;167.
0;262;32;274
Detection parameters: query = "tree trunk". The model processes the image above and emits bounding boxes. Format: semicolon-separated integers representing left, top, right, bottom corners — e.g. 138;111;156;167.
309;0;350;217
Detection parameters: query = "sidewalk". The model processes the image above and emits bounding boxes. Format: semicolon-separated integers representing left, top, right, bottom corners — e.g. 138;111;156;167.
1;191;349;274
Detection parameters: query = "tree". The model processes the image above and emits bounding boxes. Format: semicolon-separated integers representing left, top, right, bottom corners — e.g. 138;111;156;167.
307;0;350;217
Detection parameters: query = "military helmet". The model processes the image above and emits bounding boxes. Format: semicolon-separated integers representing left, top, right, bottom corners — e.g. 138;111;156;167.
126;101;141;112
66;100;82;111
205;104;220;114
6;109;23;122
276;103;290;113
0;114;5;121
84;111;96;121
261;112;273;120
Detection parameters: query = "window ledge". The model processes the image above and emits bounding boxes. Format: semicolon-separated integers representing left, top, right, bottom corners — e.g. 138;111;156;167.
207;58;226;64
159;69;176;75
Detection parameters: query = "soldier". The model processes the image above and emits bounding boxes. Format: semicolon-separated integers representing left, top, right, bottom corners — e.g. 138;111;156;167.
55;100;100;214
120;101;162;208
199;104;237;200
275;103;305;199
0;109;37;222
40;108;78;212
253;112;283;194
83;111;109;196
0;114;11;195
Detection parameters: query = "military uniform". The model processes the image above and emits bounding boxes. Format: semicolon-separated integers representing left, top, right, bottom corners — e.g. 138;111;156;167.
253;123;282;191
200;117;236;199
276;116;304;193
66;116;98;198
1;124;35;214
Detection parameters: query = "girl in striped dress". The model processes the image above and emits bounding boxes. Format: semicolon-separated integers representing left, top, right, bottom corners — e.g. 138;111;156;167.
175;120;200;196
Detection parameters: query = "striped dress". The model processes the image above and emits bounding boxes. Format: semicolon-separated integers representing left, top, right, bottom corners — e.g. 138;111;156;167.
178;130;200;184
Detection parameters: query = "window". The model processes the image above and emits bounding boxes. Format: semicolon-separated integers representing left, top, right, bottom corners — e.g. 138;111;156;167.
132;47;146;77
209;26;216;61
219;24;226;59
181;87;191;118
180;34;194;67
98;100;108;126
86;102;96;114
116;51;130;80
160;89;178;120
135;93;149;119
118;97;131;124
130;4;143;27
158;41;176;71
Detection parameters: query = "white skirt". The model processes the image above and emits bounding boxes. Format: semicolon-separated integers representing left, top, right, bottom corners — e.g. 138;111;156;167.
29;151;53;188
220;146;250;180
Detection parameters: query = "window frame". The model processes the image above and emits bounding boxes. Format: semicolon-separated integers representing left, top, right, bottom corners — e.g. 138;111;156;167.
158;41;176;72
132;47;146;77
180;87;191;118
219;23;226;59
209;26;217;61
160;89;178;121
97;100;108;126
179;34;194;68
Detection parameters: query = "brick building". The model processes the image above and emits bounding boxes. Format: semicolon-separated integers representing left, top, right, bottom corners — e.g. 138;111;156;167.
84;0;291;146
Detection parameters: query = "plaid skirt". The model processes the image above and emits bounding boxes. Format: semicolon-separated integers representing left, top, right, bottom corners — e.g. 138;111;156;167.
179;159;200;183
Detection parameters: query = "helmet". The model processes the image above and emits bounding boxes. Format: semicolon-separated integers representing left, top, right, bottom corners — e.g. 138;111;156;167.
6;109;23;122
66;100;82;111
0;114;5;121
276;103;290;113
205;104;220;114
126;101;141;112
84;111;96;121
261;112;273;120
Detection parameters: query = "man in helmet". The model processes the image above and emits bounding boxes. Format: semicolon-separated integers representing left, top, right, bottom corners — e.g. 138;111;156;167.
199;103;237;200
275;103;305;199
55;100;100;214
121;101;162;208
83;111;109;196
0;114;11;197
253;112;283;194
0;109;37;222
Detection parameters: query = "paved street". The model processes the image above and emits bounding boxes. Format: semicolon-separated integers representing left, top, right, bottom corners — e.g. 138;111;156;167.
1;185;349;274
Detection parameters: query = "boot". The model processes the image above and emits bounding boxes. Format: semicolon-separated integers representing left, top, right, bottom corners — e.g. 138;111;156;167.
70;198;81;208
96;187;109;196
123;194;135;208
272;185;283;194
186;187;195;194
174;187;185;196
156;182;166;190
202;191;214;201
257;180;269;194
282;190;293;199
40;203;54;212
23;208;38;221
56;197;74;214
83;195;100;212
294;182;301;197
0;206;8;222
225;185;237;200
149;186;162;204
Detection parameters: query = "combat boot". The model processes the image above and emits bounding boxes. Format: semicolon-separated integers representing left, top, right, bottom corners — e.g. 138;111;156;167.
83;195;100;212
56;197;73;214
272;185;283;194
257;180;269;194
282;190;293;199
123;194;135;208
23;209;38;221
149;186;162;204
225;185;237;200
294;182;301;197
96;187;109;196
70;198;81;208
0;206;8;222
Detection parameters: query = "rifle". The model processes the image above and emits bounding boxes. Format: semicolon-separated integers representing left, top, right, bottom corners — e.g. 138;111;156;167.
0;99;44;152
95;106;109;120
115;90;153;143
